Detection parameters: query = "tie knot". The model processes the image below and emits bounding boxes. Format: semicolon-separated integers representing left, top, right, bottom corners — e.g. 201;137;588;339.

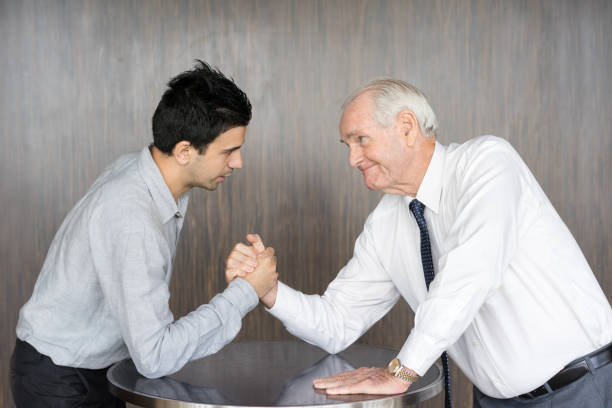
409;199;426;219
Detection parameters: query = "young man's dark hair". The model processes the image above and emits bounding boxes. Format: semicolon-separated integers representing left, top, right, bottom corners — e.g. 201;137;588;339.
152;60;252;154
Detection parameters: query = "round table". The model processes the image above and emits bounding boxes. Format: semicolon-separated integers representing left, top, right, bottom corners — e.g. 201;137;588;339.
107;341;442;407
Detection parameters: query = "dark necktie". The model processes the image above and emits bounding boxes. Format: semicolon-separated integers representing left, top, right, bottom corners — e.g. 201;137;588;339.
409;199;453;408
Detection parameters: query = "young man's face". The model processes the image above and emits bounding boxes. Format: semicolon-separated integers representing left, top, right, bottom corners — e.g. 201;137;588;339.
187;126;246;191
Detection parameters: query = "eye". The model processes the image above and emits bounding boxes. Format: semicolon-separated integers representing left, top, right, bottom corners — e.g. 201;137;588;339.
358;136;367;145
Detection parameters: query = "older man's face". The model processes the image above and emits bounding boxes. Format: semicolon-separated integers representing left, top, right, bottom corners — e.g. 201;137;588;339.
339;94;412;193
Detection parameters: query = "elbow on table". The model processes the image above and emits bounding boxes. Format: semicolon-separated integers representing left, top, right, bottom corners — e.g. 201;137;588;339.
284;327;348;355
315;331;355;355
321;343;350;355
133;356;178;379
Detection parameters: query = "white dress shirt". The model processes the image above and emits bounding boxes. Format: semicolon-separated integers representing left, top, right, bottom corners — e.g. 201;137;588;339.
268;135;612;398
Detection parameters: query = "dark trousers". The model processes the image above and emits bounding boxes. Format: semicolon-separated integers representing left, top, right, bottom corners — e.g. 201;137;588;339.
10;339;125;408
473;360;612;407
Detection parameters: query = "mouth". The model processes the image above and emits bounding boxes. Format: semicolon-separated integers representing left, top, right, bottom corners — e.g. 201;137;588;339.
359;163;376;174
217;172;232;183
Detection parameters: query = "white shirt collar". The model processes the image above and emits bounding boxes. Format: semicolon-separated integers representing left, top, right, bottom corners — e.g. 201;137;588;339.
414;141;445;214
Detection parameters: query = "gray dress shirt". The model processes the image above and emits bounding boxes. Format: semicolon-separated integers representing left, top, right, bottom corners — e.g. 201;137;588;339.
17;146;258;378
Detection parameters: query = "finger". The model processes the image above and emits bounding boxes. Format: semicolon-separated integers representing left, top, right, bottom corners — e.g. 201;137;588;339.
246;233;265;254
325;379;375;395
233;243;258;259
313;371;370;389
226;259;254;273
313;372;350;386
315;375;369;389
314;367;371;383
227;253;257;268
313;376;366;390
328;370;410;395
259;247;274;257
258;250;276;266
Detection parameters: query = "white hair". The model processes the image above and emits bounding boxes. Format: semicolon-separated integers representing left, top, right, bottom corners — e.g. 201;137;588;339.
342;79;438;138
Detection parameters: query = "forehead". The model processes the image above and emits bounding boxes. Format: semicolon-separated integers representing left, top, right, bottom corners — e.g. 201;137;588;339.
209;126;246;148
339;93;377;138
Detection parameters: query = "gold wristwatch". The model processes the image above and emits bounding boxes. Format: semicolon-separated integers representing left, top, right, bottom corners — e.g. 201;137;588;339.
387;358;419;383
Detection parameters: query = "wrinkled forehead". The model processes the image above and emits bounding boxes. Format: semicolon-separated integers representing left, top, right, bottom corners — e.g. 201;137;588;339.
339;93;375;133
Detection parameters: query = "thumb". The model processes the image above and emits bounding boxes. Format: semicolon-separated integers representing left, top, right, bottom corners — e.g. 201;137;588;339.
246;233;265;254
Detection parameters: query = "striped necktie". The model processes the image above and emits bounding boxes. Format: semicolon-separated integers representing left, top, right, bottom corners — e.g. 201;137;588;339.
409;199;453;408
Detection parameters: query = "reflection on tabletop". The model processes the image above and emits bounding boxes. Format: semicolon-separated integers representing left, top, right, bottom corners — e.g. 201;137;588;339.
131;354;360;405
275;354;358;405
135;375;231;404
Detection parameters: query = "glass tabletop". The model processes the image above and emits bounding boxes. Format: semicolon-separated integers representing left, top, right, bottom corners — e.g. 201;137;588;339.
107;341;442;408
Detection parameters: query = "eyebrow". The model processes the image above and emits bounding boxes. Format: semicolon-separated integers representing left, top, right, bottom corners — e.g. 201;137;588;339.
340;131;361;144
223;145;242;154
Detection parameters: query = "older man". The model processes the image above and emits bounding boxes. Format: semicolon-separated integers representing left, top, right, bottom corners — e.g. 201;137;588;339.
228;79;612;407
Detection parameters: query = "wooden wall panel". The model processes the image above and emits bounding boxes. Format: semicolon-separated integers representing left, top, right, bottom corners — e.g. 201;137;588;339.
1;1;610;407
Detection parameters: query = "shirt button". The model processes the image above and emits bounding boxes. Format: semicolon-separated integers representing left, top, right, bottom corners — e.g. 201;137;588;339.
175;211;182;218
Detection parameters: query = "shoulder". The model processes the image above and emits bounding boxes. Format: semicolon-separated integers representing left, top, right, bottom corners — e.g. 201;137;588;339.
447;135;520;163
88;154;158;233
447;135;517;159
446;135;523;178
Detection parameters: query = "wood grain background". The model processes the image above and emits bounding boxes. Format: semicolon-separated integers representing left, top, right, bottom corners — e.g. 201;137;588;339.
1;1;610;407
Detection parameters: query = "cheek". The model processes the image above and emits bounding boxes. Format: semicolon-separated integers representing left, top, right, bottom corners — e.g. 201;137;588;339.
386;145;408;170
210;156;227;171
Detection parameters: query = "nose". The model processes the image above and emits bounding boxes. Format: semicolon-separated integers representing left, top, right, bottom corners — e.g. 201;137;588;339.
348;145;362;168
229;150;243;169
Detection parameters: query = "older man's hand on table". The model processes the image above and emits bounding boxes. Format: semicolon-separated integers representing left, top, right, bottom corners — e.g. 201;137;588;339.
313;366;412;395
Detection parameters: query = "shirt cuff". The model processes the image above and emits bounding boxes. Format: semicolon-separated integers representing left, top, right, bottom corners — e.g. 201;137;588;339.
223;278;259;318
265;281;297;320
397;329;441;376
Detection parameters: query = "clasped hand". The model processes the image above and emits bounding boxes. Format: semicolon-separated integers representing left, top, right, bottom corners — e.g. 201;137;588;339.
225;235;411;396
225;234;278;307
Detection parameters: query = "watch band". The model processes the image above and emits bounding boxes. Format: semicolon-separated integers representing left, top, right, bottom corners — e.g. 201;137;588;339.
388;358;420;383
394;366;420;383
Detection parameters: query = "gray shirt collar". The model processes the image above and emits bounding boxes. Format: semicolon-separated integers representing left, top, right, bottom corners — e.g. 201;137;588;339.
138;146;190;223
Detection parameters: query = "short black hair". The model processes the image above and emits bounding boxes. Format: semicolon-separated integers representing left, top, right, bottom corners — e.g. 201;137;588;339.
152;60;252;154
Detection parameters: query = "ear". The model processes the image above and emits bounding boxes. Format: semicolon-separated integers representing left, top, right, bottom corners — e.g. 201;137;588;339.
172;141;193;165
396;110;420;147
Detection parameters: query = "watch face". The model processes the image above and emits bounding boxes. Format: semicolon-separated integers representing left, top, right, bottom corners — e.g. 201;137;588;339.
388;358;400;374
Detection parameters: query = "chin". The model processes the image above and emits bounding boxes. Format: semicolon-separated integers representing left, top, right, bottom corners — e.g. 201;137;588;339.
363;177;383;192
201;183;218;191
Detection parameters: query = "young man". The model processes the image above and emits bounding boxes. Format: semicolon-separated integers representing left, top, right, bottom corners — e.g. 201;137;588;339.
11;61;278;408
